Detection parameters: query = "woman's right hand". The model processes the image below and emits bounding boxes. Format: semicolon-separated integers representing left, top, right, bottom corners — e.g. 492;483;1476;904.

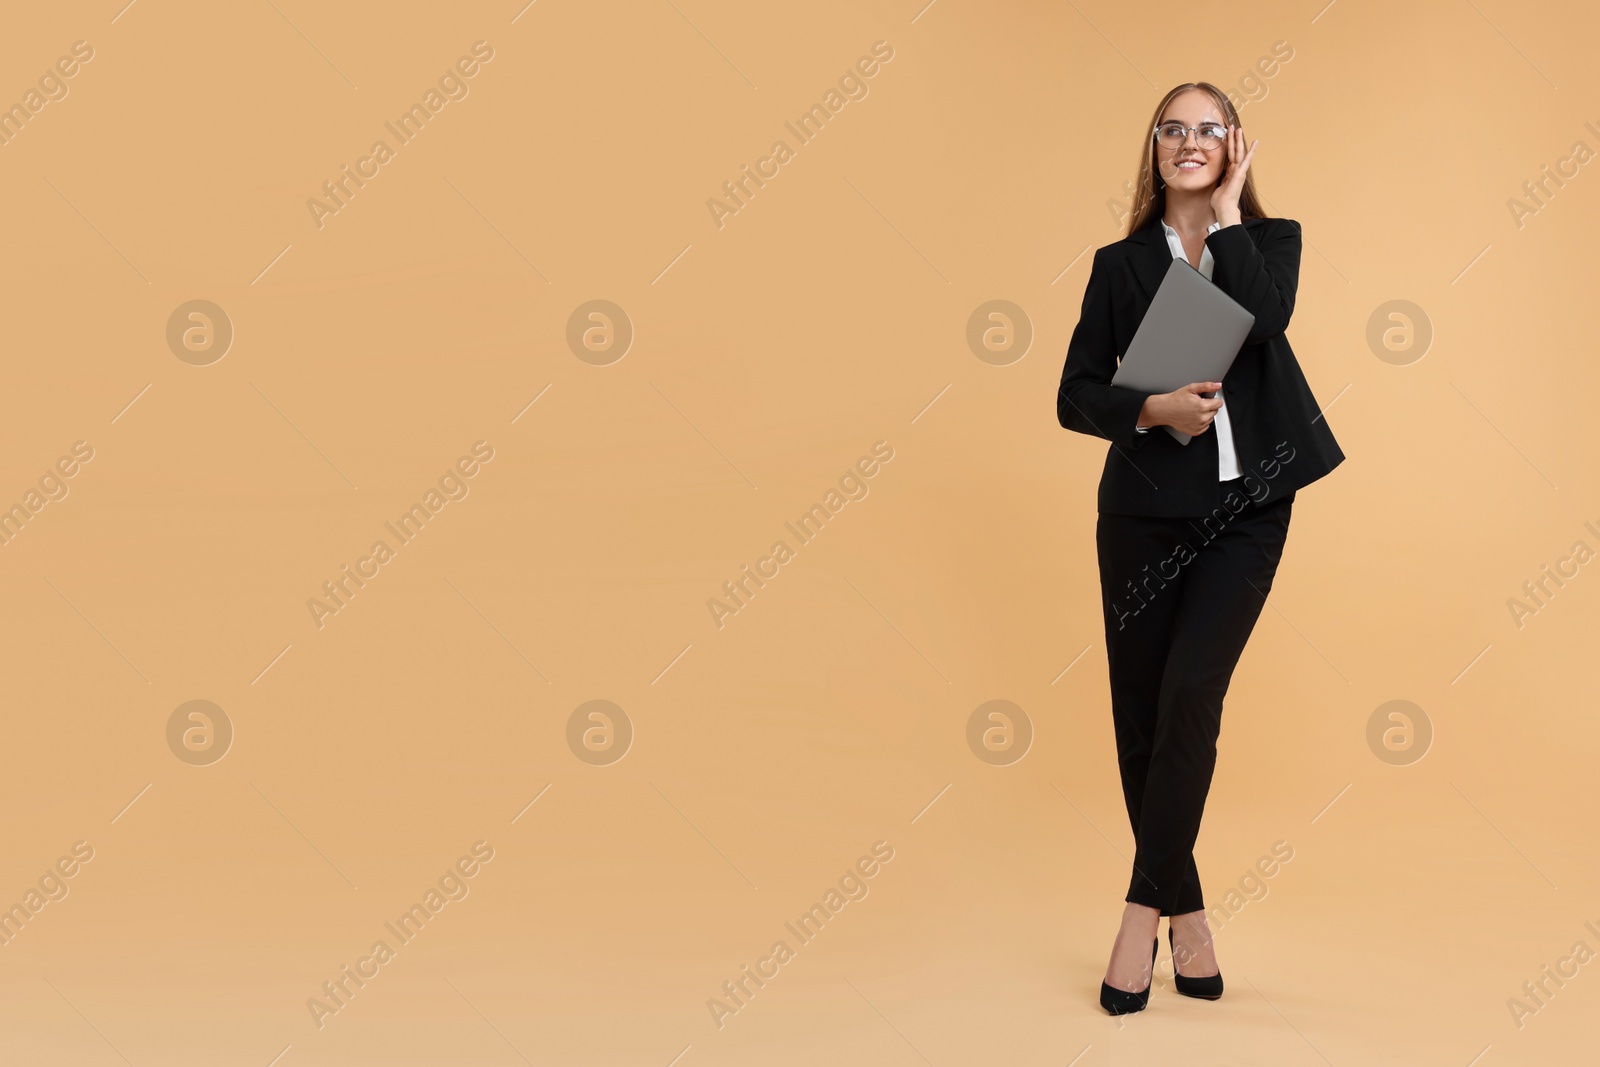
1138;382;1224;437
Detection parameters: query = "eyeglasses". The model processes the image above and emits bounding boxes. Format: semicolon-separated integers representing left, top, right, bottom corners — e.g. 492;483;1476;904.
1154;121;1227;150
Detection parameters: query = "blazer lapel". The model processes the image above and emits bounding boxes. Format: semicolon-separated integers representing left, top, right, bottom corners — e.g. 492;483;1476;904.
1127;215;1176;304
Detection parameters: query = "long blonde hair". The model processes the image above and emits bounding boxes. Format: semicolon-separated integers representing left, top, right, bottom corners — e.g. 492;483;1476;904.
1125;83;1266;237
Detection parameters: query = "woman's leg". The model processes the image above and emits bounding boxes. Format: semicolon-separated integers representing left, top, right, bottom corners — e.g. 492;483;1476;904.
1125;494;1294;916
1096;510;1201;992
1096;512;1207;916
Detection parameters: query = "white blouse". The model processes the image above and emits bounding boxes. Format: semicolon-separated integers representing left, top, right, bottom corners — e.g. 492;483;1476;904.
1132;219;1242;481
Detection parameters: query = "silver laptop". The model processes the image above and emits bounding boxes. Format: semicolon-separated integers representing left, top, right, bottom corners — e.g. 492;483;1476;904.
1109;257;1256;445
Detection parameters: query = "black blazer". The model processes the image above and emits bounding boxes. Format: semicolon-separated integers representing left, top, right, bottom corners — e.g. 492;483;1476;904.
1056;214;1344;517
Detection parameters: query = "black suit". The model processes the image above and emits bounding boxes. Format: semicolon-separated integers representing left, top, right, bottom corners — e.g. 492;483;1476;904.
1057;214;1343;517
1056;214;1342;917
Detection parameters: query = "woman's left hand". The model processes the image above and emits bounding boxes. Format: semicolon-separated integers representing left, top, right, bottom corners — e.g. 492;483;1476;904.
1210;124;1257;228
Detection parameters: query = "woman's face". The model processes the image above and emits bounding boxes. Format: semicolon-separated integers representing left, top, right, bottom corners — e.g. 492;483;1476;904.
1155;90;1228;190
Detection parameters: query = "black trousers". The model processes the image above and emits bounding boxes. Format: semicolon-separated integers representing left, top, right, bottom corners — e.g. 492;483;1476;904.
1095;478;1293;916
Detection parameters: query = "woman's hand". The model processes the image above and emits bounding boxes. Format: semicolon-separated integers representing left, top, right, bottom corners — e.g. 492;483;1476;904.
1138;381;1224;437
1210;124;1257;228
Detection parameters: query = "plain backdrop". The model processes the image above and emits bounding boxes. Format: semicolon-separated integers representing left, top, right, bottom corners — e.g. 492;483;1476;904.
0;1;1595;1064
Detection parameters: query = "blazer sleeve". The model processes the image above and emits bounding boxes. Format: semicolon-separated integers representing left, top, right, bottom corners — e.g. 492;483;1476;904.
1056;246;1152;450
1203;217;1301;344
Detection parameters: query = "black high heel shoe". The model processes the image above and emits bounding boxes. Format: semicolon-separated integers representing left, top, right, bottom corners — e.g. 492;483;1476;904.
1168;923;1224;1000
1099;936;1158;1015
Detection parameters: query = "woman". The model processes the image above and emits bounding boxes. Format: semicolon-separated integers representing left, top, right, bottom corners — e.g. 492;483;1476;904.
1055;82;1344;1014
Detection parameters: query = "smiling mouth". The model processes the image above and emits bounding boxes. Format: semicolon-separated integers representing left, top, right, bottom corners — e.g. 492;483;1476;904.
1176;159;1204;170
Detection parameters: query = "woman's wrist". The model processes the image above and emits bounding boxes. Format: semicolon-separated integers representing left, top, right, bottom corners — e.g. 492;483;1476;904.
1137;394;1163;429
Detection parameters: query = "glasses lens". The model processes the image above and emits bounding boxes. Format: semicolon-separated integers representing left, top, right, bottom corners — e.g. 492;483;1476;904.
1156;122;1227;149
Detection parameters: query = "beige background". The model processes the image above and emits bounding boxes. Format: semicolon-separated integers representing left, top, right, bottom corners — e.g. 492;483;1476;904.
1;0;1597;1063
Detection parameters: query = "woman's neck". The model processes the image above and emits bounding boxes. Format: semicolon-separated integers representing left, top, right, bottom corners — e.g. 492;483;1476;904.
1162;190;1217;236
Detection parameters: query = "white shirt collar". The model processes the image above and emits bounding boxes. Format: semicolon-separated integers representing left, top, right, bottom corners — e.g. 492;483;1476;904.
1161;219;1222;236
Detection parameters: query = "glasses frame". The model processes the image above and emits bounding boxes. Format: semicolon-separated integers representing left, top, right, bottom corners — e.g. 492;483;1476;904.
1153;121;1227;151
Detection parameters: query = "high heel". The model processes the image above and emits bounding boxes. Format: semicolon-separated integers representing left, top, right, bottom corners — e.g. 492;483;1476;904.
1099;936;1158;1015
1168;923;1224;1000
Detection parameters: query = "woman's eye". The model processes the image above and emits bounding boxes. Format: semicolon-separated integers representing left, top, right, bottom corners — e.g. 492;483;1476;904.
1200;124;1226;138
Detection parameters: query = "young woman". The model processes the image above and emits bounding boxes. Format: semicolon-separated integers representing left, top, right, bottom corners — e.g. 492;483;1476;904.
1055;82;1344;1014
